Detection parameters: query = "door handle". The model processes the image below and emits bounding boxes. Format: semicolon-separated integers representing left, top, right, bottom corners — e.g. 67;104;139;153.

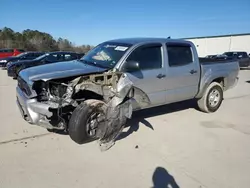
190;70;198;74
156;74;166;79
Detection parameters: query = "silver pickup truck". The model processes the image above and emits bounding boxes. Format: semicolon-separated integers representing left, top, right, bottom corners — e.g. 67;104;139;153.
16;38;239;146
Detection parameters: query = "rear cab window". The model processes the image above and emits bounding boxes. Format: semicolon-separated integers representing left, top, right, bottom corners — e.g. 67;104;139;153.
166;43;193;67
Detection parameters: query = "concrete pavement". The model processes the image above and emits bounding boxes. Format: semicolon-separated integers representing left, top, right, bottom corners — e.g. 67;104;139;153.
0;69;250;188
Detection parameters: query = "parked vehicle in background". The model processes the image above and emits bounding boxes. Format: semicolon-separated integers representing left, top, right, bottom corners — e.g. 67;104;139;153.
77;52;85;58
222;51;250;68
0;51;44;68
205;55;217;59
7;51;83;78
0;48;25;58
205;54;227;60
15;38;239;145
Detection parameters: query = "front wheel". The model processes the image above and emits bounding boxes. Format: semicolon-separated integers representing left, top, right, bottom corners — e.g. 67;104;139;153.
13;66;22;79
197;82;223;113
68;99;107;144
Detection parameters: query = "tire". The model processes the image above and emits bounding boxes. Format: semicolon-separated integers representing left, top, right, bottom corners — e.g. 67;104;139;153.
68;99;107;144
13;66;21;79
16;65;23;75
47;128;54;132
13;73;18;79
197;82;223;113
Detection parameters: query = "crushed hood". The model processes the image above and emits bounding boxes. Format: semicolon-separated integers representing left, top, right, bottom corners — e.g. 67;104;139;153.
19;60;108;83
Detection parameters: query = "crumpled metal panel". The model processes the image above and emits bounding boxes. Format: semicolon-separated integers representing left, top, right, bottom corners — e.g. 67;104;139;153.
70;71;150;151
132;87;151;109
96;74;133;151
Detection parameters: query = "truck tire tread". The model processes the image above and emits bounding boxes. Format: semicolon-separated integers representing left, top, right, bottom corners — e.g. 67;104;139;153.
197;82;223;113
68;99;106;144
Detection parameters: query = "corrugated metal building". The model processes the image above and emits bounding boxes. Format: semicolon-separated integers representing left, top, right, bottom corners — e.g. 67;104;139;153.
184;33;250;57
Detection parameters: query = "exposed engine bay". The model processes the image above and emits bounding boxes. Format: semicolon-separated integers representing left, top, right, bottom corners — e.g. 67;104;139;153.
32;70;150;151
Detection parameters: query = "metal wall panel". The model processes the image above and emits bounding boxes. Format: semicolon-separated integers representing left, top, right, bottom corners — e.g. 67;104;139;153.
186;35;250;57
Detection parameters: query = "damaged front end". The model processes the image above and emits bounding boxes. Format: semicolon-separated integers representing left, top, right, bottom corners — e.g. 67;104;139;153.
24;70;150;150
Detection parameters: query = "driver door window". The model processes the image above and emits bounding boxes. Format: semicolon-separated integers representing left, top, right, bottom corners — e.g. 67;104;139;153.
126;44;162;70
43;54;57;64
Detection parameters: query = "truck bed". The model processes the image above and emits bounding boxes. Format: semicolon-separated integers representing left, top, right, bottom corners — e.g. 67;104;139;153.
198;58;239;94
199;57;237;65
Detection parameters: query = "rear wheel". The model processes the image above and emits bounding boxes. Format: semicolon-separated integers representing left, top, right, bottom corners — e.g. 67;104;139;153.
68;99;107;144
197;82;223;113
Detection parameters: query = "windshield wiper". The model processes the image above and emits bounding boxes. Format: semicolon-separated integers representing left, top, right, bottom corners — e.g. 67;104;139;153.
79;59;110;69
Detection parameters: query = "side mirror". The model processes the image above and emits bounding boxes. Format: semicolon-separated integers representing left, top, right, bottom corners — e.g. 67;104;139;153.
124;60;140;72
238;55;243;59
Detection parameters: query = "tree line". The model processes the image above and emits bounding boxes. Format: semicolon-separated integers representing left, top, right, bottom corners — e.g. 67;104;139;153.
0;27;94;53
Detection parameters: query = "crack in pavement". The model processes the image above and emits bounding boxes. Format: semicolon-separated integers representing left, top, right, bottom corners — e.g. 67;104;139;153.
0;132;52;145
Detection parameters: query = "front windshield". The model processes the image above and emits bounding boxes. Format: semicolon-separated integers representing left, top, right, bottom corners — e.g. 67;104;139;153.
34;53;49;60
80;42;132;68
15;52;27;57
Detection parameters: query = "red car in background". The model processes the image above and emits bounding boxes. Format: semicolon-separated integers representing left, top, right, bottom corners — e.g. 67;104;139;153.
0;48;25;58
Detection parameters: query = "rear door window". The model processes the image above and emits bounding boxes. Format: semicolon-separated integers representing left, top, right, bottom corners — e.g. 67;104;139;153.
166;44;193;67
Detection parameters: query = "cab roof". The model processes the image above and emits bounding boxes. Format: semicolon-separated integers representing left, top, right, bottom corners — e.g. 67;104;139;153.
106;37;188;45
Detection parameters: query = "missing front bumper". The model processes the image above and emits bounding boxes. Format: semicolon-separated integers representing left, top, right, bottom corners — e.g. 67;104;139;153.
16;86;57;128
